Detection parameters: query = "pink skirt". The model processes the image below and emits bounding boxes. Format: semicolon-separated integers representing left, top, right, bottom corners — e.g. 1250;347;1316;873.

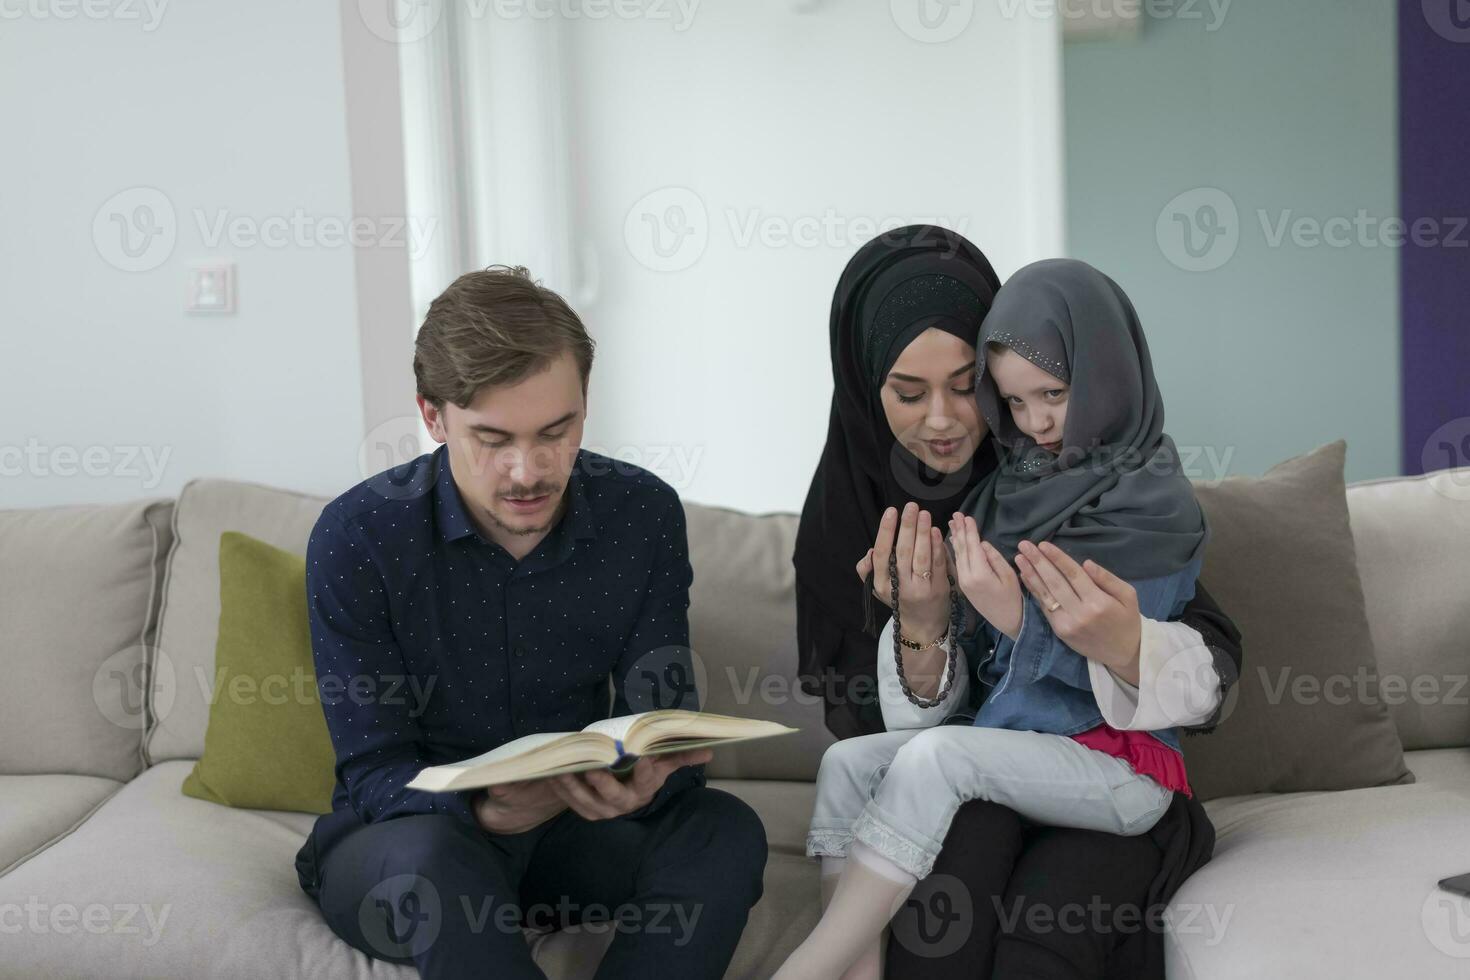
1072;723;1193;798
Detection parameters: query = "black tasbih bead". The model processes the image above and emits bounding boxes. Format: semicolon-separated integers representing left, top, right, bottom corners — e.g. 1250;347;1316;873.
889;548;961;708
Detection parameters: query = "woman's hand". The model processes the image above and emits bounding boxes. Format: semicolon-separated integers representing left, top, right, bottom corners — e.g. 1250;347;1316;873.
949;514;1023;639
855;502;950;644
1015;540;1142;685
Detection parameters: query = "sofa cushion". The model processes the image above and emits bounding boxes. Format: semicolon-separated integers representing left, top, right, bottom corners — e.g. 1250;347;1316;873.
685;504;834;781
0;498;173;781
1170;748;1470;978
147;480;329;763
0;774;122;876
1346;467;1470;751
725;851;822;978
707;779;821;976
1182;441;1412;799
709;777;816;858
0;760;635;979
0;762;818;979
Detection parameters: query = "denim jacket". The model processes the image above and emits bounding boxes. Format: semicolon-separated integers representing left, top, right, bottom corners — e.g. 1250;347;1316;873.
959;555;1204;753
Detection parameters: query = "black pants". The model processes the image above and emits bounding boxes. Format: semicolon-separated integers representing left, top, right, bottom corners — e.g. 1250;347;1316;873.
297;786;767;980
885;800;1165;980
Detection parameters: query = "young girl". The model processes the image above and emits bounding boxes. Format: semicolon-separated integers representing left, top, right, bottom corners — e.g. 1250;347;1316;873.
775;258;1209;980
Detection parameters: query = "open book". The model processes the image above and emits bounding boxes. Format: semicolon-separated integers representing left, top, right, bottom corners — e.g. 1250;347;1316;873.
406;709;799;792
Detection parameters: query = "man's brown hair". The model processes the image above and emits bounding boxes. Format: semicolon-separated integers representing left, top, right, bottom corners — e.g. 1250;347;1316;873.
413;265;595;409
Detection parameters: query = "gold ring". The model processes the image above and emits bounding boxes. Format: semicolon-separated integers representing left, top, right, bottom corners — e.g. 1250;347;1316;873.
921;570;932;581
1046;599;1061;612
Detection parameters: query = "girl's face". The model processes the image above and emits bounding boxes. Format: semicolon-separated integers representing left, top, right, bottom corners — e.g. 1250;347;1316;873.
986;346;1070;454
880;327;988;473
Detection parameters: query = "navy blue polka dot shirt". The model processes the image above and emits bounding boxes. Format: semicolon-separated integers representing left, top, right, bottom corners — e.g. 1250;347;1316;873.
303;444;703;848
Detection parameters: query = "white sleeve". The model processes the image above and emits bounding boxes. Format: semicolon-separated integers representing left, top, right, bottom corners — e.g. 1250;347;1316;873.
1087;616;1222;730
877;617;971;731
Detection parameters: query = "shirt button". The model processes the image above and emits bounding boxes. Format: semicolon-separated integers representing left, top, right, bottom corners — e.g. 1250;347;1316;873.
513;646;527;658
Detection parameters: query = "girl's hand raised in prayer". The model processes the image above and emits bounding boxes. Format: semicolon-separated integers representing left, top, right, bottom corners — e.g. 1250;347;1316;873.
949;514;1023;640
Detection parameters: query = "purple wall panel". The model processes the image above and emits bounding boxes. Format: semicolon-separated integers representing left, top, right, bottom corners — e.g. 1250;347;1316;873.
1399;1;1470;474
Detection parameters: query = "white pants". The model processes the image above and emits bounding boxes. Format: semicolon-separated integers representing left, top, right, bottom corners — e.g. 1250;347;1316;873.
806;726;1173;880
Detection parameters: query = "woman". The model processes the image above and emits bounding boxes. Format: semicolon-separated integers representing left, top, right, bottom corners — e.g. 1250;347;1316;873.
793;226;1242;979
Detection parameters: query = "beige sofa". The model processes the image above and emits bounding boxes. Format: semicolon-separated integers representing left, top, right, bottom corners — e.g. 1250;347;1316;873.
2;466;1468;979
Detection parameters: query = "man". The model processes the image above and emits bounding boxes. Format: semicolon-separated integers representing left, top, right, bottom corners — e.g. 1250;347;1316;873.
294;265;768;979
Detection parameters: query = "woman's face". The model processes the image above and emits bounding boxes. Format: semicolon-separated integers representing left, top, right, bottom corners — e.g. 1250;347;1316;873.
879;327;988;473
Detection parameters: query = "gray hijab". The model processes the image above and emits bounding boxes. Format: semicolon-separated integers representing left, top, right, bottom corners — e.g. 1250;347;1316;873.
961;258;1208;580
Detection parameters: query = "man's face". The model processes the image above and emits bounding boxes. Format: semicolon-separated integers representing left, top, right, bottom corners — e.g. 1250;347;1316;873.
419;350;587;542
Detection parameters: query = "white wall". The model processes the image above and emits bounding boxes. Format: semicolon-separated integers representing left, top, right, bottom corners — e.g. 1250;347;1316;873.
1;2;1065;515
0;1;370;507
453;2;1066;514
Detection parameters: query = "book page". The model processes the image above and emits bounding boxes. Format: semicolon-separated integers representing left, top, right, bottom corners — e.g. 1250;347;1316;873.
590;709;800;755
409;731;622;791
422;731;572;775
581;712;653;744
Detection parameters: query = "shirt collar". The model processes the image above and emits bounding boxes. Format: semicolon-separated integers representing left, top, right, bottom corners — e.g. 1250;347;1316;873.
432;445;599;548
432;445;477;543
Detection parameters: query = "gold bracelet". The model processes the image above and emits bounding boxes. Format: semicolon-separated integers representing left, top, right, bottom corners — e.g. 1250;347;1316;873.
896;630;945;652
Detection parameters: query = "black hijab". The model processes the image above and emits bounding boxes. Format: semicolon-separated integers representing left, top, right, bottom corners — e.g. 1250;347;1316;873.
794;225;1002;739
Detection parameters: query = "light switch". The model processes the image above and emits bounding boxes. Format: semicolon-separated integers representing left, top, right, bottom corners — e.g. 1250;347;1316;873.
186;262;236;314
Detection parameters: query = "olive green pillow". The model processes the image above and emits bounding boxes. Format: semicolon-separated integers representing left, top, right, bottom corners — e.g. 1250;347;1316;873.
182;531;336;813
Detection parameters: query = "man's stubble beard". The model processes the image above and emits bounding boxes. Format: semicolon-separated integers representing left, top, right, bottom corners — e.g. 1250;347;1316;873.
487;484;567;538
486;509;557;538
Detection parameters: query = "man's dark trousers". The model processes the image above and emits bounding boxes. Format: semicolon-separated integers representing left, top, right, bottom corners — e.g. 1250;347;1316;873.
297;784;768;980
